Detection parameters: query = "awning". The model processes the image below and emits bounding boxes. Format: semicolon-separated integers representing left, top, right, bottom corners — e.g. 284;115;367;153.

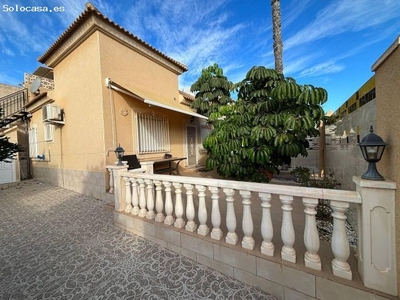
108;80;208;120
143;99;207;119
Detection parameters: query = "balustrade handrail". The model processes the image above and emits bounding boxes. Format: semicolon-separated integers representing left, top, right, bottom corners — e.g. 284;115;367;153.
111;167;397;295
120;171;361;204
0;88;28;119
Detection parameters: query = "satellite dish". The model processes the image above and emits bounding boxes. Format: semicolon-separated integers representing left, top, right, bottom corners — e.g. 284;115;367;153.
29;77;41;94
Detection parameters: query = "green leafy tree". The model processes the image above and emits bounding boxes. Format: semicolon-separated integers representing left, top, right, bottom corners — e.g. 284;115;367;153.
203;66;327;182
0;108;21;162
0;134;20;162
190;63;233;117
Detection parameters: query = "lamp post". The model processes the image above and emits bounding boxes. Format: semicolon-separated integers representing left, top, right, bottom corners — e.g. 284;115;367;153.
115;144;125;166
359;126;386;180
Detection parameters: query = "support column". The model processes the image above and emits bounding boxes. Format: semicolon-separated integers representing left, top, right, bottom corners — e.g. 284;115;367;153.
140;161;154;174
106;165;128;212
353;176;397;296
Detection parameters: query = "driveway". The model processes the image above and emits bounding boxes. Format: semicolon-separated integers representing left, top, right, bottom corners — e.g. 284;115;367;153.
0;180;275;300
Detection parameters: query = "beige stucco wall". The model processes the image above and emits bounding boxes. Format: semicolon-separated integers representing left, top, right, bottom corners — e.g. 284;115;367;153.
31;32;105;174
0;83;22;98
373;43;400;296
97;32;191;165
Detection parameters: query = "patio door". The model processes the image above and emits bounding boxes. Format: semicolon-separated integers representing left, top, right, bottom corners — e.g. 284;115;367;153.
186;126;197;166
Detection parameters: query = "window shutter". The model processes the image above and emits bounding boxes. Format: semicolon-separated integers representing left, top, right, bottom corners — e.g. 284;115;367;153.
44;124;54;142
29;126;38;157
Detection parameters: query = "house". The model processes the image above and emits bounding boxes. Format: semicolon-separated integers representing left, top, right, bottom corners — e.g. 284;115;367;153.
24;2;207;200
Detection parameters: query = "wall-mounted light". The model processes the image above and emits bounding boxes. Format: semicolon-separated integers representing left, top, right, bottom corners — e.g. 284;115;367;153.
359;126;386;180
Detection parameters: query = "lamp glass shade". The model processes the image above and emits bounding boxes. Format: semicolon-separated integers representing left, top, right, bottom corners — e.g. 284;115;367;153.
359;126;386;180
114;144;125;164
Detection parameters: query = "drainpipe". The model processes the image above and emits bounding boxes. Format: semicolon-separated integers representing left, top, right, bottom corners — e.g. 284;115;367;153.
319;120;325;177
105;77;117;156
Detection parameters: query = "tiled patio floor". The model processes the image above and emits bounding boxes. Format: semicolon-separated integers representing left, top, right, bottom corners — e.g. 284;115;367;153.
0;180;276;300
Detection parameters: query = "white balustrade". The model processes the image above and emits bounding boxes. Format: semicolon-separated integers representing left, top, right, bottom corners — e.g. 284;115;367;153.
130;178;139;215
173;182;185;228
303;197;321;270
123;177;132;213
260;192;274;256
108;168;114;193
330;200;352;280
145;179;155;220
280;195;296;263
163;181;175;225
240;190;255;250
138;178;147;218
210;187;223;240
154;180;165;222
184;184;197;232
196;185;209;236
223;188;238;245
113;171;378;291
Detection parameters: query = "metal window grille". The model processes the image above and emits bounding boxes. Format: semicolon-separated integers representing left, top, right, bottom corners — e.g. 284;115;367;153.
44;123;54;142
137;113;170;154
28;126;38;157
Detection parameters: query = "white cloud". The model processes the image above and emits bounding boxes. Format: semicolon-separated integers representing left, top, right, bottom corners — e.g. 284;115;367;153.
122;0;249;87
2;47;15;56
285;0;400;50
300;61;345;77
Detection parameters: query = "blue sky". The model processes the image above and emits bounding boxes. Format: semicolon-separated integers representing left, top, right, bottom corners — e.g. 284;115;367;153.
0;0;399;112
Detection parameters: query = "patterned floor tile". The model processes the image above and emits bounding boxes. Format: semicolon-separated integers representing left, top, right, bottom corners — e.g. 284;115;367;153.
0;180;276;300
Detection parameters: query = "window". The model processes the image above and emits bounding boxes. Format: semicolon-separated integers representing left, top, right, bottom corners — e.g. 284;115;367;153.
28;125;38;158
137;112;170;154
44;123;54;142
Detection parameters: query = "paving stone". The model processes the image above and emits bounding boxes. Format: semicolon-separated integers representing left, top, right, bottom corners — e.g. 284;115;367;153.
0;180;276;300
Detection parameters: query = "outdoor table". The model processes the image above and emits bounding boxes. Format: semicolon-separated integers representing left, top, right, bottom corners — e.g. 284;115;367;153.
152;157;186;175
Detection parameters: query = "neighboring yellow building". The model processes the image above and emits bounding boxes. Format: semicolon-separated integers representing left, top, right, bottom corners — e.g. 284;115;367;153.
24;3;207;200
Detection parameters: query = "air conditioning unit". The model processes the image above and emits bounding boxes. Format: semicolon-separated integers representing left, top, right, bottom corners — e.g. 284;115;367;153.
42;104;61;122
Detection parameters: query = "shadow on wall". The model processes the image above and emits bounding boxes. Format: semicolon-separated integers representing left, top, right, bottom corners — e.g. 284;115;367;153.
31;163;113;202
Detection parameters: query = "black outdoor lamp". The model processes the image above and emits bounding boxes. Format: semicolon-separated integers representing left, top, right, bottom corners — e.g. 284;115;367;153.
359;126;386;180
114;144;125;166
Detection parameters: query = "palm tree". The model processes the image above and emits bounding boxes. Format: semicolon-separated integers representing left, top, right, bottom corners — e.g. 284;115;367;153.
271;0;283;74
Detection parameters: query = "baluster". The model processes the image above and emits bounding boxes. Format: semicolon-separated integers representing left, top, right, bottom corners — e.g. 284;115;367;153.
196;185;209;236
138;178;147;217
163;181;175;225
130;178;139;215
145;179;155;220
108;168;114;193
303;197;321;270
154;180;164;222
173;182;185;228
209;187;223;240
240;190;255;250
124;177;132;213
330;200;352;280
280;195;296;263
184;184;197;232
260;193;274;256
224;188;238;245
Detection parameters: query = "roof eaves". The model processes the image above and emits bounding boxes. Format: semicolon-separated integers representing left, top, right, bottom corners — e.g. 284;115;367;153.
38;3;188;72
